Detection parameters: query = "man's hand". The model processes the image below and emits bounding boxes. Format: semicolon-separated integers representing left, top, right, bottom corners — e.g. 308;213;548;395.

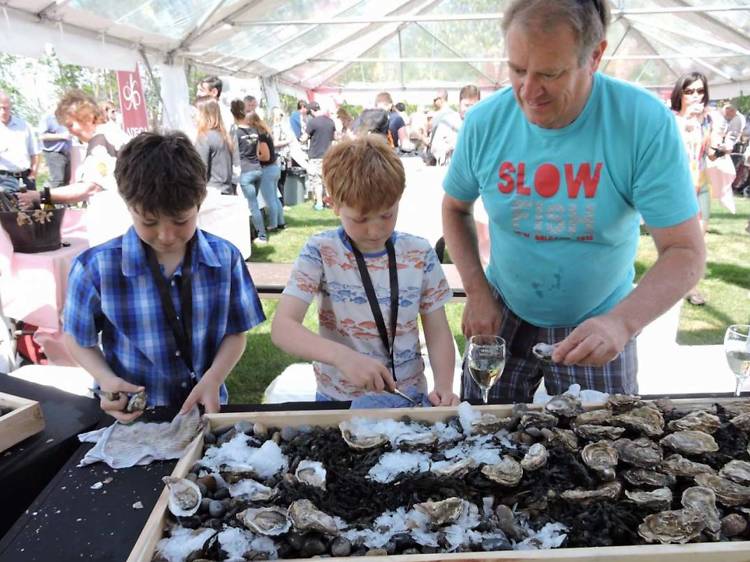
428;387;460;406
17;189;40;209
552;313;632;367
337;349;395;392
180;377;221;415
461;289;503;338
98;377;146;423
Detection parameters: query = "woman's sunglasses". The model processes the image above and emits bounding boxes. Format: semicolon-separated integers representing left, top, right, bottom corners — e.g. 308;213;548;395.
683;87;705;96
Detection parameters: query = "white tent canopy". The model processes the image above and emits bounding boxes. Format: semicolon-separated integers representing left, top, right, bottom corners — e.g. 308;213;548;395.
1;0;749;107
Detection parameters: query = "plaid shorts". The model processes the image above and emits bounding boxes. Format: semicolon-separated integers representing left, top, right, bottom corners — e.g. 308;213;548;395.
461;292;638;403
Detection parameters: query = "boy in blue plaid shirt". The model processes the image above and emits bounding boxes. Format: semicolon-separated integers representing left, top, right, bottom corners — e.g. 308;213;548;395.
64;132;264;422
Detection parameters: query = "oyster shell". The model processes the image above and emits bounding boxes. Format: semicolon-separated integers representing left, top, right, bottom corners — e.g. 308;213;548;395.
163;476;201;517
638;508;706;544
532;342;555;362
227;477;277;501
288;499;340;535
414;497;464;526
561;481;622;504
574;424;625;441
393;430;437;448
730;412;750;432
667;410;721;434
625;488;673;510
660;430;719;456
621;469;676;488
295;460;326;490
607;394;643;412
721;513;748;538
431;457;477;478
237;506;291;536
694;473;750;507
612;406;664;437
518;411;558;430
574;409;613;426
681;486;721;535
542;427;579;452
581;441;618;481
544;393;582;418
661;454;716;477
720;460;750;485
613;437;663;468
481;455;524;486
125;390;147;413
520;443;548;472
339;420;387;450
470;412;512;435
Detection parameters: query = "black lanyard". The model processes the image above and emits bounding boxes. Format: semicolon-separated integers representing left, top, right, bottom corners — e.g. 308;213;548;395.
348;236;399;382
143;236;195;379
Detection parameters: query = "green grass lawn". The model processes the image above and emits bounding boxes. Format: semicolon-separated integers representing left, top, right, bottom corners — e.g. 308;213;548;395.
229;198;750;403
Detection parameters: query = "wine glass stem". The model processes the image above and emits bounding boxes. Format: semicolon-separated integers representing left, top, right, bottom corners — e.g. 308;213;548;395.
736;377;744;398
482;387;490;404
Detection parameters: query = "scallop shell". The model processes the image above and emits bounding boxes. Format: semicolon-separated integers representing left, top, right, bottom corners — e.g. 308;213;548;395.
638;508;706;544
414;497;464;526
581;441;618;481
667;410;721;434
720;460;750;486
163;476;201;517
481;455;523;487
237;506;291;536
288;499;340;535
660;430;719;456
520;443;548;472
295;460;327;490
625;488;673;510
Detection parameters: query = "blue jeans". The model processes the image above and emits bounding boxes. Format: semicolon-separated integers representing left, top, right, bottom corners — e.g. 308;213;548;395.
239;169;266;240
260;163;284;230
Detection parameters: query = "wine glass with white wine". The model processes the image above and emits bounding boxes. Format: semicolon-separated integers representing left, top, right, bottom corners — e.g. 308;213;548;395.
466;335;506;404
724;325;750;397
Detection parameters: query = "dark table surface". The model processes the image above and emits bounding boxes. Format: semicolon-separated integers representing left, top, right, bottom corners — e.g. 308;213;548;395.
0;375;103;538
0;401;350;562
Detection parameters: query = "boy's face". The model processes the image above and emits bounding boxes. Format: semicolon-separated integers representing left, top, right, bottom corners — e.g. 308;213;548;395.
129;206;199;259
334;201;399;253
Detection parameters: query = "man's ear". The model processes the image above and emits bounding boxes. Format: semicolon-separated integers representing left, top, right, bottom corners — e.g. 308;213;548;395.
590;39;608;73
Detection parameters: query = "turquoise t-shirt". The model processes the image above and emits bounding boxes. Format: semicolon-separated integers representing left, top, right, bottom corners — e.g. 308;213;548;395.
444;73;698;328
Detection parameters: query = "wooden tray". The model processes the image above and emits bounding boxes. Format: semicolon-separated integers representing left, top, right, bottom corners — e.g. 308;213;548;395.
0;391;45;453
128;401;750;562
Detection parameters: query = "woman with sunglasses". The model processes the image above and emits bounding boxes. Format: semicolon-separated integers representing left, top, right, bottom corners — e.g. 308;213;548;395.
670;72;712;306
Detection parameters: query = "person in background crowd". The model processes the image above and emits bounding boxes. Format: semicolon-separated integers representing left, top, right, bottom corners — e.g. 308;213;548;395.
244;95;260;120
429;88;462;165
37;107;71;188
300;101;335;211
194;96;240;195
459;84;481;119
704;100;739;221
270;106;295;204
249;112;285;232
442;0;705;403
230;99;267;244
376;92;408;148
289;99;308;140
336;106;354;140
0;91;40;193
670;72;712;306
18;89;121;208
196;75;234;131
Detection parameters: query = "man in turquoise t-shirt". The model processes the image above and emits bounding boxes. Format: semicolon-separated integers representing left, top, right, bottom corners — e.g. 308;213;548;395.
443;0;705;403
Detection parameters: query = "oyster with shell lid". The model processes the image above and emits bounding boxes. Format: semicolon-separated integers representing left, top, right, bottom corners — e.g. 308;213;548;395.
414;497;466;527
581;441;618;481
612;405;664;437
288;499;340;535
660;430;719;456
694;473;750;507
561;481;622;504
681;486;721;536
613;437;663;468
719;460;750;485
667;410;721;434
520;442;548;472
661;454;716;477
638;508;706;544
625;487;673;511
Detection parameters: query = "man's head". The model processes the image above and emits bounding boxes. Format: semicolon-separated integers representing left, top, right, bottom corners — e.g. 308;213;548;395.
502;0;609;129
0;92;11;125
723;103;737;121
197;76;223;100
375;92;393;111
230;99;246;122
56;90;106;142
458;84;481;119
244;95;258;115
307;101;321;116
433;89;448;110
115;132;207;255
323;136;405;252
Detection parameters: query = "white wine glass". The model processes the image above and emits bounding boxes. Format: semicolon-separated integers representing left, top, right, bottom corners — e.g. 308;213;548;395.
467;335;506;404
724;324;750;397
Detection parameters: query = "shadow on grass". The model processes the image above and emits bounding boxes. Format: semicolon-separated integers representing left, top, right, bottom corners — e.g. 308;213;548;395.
677;327;725;345
250;244;277;261
705;261;750;290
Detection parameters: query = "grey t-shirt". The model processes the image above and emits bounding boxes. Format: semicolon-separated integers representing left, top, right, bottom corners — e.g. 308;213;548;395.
195;130;239;191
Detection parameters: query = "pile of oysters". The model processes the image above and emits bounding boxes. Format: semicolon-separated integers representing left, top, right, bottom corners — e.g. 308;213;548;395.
153;395;750;561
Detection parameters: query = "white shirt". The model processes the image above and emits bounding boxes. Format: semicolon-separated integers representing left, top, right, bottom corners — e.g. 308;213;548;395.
0;115;40;172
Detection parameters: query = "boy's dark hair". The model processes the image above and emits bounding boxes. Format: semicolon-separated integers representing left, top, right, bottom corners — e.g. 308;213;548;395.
200;76;223;98
115;132;207;216
395;102;406;112
230;99;246;120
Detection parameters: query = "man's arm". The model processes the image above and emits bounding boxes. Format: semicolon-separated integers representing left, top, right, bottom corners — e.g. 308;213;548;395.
554;216;705;366
39;132;70;142
442;193;502;337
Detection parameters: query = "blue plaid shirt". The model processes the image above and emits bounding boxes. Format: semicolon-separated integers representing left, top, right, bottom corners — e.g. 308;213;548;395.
64;227;265;407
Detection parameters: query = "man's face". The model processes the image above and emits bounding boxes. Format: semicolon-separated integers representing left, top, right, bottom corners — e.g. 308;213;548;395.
197;82;218;99
245;99;258;114
506;21;606;129
433;97;444;111
725;106;737;121
459;96;480;119
0;96;11;125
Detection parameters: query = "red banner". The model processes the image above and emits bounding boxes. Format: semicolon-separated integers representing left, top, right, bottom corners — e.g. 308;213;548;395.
116;66;148;137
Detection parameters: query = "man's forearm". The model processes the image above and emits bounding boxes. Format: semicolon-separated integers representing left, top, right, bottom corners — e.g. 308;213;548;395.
442;198;491;296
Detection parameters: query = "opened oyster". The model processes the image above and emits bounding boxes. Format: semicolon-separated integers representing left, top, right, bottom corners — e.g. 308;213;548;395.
520;443;548;472
544;393;581;418
638;508;706;544
612;406;664;437
613;437;663;468
561;481;622;504
694;473;750;507
667;410;720;434
574;424;625;441
481;455;523;486
681;486;721;536
237;506;291;536
295;460;326;490
163;476;201;517
719;460;750;485
532;342;555;362
660;430;718;456
625;488;672;511
581;441;618;481
339;420;387;450
661;454;716;477
288;499;340;535
414;497;464;526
